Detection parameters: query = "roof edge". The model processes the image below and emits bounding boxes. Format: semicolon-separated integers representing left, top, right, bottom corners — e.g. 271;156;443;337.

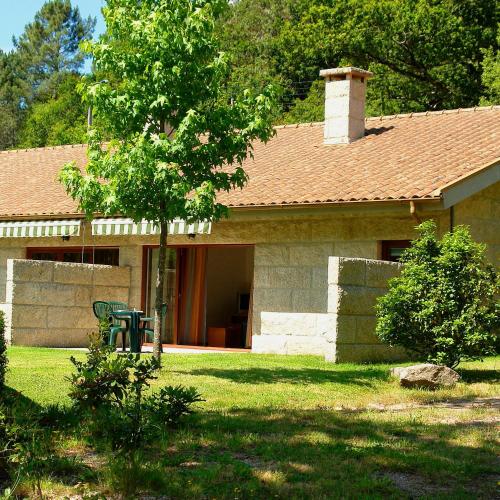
434;158;500;209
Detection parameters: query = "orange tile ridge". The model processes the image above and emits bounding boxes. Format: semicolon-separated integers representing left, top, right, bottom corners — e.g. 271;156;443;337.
0;143;88;155
274;104;500;129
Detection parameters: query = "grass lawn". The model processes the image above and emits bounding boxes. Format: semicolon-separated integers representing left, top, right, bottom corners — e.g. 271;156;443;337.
4;347;500;498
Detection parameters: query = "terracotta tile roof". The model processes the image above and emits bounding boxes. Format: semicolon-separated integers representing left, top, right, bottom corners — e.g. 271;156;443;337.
0;106;498;217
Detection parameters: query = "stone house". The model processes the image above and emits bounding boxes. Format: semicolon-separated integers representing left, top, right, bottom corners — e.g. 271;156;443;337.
0;67;498;362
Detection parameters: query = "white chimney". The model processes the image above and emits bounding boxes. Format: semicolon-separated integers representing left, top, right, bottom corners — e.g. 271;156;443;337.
319;67;373;144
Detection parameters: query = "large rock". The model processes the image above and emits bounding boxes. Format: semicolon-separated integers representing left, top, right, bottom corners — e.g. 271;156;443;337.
390;363;460;389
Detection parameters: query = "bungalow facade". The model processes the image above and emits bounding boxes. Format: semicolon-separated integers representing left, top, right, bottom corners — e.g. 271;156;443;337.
0;67;498;362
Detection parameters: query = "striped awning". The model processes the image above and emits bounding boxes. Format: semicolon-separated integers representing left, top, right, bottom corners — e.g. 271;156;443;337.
91;218;212;236
0;219;81;238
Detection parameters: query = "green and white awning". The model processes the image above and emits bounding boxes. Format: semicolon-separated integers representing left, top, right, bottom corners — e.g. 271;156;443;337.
91;218;212;236
0;219;81;238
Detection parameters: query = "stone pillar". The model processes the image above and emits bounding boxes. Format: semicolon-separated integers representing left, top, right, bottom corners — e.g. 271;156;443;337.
325;257;407;362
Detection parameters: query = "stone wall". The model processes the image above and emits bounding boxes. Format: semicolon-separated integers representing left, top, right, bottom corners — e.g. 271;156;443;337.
326;257;406;362
5;259;130;347
254;257;407;362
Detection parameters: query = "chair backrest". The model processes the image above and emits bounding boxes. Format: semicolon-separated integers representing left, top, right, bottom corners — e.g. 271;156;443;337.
108;301;129;326
93;301;111;320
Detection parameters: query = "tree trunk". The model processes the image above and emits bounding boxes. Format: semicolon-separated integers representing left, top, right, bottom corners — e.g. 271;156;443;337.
153;221;168;362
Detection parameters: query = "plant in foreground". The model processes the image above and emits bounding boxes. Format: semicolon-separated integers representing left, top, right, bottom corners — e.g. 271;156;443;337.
376;221;499;368
0;311;7;392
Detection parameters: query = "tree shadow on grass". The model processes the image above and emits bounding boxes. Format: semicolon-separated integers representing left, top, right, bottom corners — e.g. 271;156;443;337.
179;367;390;386
158;407;499;499
458;369;500;384
0;386;96;491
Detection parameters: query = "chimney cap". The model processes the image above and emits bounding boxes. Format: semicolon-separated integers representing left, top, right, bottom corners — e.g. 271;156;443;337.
320;67;373;80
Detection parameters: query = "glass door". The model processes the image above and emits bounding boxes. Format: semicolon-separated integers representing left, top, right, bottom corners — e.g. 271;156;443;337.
145;248;177;344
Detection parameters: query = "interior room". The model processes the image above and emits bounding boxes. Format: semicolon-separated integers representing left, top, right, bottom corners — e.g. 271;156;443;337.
144;245;254;349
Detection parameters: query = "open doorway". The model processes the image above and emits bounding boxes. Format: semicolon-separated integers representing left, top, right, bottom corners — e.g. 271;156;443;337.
143;245;254;349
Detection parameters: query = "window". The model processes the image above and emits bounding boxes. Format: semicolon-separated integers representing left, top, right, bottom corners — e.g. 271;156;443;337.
27;247;119;266
380;240;411;262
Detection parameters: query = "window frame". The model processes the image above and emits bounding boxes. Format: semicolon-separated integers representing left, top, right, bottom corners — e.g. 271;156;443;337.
26;246;120;266
380;240;411;262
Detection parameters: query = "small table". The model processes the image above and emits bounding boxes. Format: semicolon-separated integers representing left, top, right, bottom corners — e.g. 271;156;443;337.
111;310;144;353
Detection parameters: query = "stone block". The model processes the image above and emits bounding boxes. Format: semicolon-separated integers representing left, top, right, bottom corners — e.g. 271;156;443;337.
47;306;97;329
328;257;366;286
253;266;270;288
119;246;142;267
11;259;54;283
327;284;340;313
353;316;378;343
251;334;287;354
53;262;94;285
11;328;91;347
333;314;357;343
74;286;92;306
252;288;292;311
289;243;333;266
316;313;338;342
333;241;377;259
291;289;326;312
311;266;328;290
92;286;129;304
329;284;382;316
93;266;130;287
11;282;77;306
254;244;289;266
365;260;401;288
266;266;311;289
261;311;320;336
285;335;327;355
11;304;47;329
331;343;408;363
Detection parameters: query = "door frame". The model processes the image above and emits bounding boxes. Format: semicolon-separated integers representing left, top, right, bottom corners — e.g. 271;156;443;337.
141;243;254;346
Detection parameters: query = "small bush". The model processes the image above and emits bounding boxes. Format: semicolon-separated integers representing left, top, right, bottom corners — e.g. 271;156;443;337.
0;311;7;391
144;385;204;428
376;221;499;368
68;333;137;409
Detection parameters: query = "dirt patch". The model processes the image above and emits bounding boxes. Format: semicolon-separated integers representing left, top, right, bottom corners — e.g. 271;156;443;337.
378;471;452;497
319;397;500;413
231;452;277;470
378;471;500;499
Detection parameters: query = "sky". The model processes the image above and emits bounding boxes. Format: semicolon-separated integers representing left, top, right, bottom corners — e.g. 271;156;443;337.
0;0;106;71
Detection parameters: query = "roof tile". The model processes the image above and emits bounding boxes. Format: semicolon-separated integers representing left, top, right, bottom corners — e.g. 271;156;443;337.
0;107;498;217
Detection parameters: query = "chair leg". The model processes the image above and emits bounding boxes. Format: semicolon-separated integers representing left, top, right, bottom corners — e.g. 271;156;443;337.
122;331;126;352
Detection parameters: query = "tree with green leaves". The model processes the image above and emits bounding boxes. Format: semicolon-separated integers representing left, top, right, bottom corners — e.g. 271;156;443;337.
376;221;499;368
13;0;95;99
60;0;276;361
276;0;498;115
0;50;30;150
18;73;87;148
480;33;500;105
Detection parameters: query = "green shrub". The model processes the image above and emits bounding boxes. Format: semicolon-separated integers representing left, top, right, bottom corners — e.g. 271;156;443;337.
0;311;7;391
68;333;137;409
376;221;499;368
144;385;204;428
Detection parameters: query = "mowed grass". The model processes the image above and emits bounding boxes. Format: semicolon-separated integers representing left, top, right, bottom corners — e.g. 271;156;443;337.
5;347;500;499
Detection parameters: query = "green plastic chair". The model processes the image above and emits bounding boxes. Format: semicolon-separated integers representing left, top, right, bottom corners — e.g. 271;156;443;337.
140;303;167;349
92;301;112;344
107;301;129;350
